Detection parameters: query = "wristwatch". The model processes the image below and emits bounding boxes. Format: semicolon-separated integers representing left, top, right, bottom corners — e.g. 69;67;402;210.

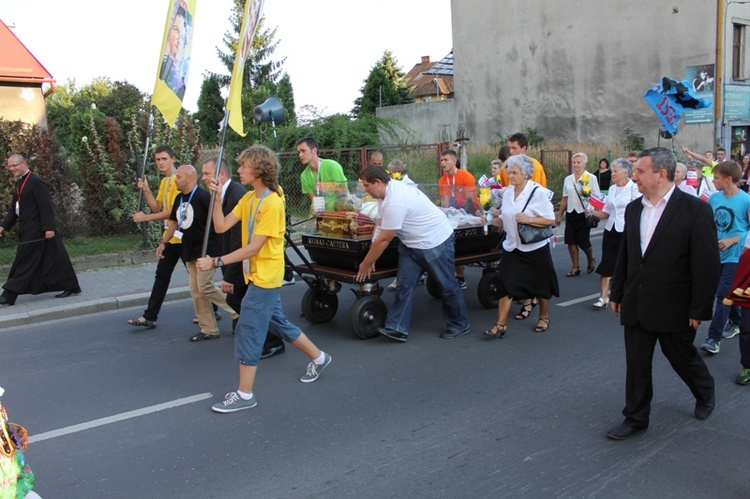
216;257;224;268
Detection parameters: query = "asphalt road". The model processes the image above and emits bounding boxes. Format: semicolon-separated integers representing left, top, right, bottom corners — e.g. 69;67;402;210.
3;238;749;498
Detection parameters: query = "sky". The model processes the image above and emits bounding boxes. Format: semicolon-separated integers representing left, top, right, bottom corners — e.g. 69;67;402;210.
3;0;453;116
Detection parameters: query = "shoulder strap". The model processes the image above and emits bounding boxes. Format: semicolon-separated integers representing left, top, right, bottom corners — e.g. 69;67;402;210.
520;186;539;213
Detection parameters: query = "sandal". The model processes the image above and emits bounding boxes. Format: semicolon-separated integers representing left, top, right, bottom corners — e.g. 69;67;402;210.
587;259;596;274
190;332;220;342
127;317;156;329
514;298;538;320
483;324;507;338
592;297;609;309
566;267;581;277
534;317;551;333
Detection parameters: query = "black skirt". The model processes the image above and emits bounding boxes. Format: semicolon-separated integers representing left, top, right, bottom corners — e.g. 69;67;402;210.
497;245;559;300
564;210;592;249
596;228;622;277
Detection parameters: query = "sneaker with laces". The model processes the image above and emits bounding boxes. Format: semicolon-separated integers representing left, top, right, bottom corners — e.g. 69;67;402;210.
300;352;332;383
700;338;720;354
212;392;257;413
457;277;467;290
722;321;740;339
736;368;750;385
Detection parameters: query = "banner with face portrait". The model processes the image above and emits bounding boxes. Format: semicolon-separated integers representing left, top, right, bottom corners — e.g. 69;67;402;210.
227;0;265;136
152;0;197;127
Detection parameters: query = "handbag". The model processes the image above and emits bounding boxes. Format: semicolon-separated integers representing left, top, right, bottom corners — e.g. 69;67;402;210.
573;182;599;228
517;186;553;244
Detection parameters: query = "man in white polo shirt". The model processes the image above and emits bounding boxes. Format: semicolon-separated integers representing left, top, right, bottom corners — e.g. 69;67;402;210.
355;165;470;341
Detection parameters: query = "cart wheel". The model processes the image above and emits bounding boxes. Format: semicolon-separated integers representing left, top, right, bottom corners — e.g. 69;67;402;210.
425;274;442;299
477;271;503;309
301;288;338;324
348;296;387;339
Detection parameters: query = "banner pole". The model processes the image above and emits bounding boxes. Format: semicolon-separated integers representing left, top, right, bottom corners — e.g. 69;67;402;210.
136;109;155;248
201;108;231;257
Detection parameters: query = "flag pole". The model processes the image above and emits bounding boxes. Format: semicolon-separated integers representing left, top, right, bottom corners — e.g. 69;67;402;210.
201;107;230;257
137;108;155;248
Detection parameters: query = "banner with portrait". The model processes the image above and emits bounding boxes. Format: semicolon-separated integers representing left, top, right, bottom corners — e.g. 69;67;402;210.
152;0;197;127
227;0;265;136
684;64;715;125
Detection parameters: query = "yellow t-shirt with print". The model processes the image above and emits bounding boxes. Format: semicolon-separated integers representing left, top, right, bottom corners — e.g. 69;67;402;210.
231;189;285;288
156;173;181;245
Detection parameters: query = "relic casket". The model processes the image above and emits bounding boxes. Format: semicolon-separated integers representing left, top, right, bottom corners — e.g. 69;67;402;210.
302;211;399;270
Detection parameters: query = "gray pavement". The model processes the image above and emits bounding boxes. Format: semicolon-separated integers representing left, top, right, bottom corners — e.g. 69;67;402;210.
0;254;193;329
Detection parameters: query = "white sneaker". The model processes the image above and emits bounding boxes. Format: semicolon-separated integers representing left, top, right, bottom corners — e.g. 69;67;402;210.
387;278;398;290
592;297;609;309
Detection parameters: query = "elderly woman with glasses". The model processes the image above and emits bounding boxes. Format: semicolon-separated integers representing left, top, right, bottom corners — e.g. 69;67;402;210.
483;154;558;338
585;158;640;309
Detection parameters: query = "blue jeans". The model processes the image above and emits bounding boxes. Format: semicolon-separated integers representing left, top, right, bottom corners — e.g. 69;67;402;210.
385;234;469;334
235;283;301;366
707;262;741;342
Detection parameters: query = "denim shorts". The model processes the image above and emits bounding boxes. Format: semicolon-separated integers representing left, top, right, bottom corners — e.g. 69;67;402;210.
235;283;301;366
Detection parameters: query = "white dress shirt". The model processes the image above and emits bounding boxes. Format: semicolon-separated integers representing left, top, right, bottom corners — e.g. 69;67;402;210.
640;184;676;256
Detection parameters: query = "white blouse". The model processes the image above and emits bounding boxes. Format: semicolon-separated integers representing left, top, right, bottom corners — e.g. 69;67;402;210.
602;180;640;232
501;181;555;253
562;173;601;213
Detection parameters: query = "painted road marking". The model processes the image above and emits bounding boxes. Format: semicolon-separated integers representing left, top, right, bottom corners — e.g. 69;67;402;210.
28;392;213;444
556;293;601;307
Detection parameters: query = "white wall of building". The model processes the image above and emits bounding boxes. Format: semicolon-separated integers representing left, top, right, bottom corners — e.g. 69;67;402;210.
381;1;750;153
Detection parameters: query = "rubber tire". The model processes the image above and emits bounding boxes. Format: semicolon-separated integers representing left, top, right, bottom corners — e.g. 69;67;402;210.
348;295;387;339
477;271;503;309
301;288;338;324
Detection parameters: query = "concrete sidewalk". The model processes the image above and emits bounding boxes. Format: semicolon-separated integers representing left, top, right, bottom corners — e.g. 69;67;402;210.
0;257;195;329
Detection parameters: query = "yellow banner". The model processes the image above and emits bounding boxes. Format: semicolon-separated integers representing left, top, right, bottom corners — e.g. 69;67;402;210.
227;0;266;136
152;0;197;127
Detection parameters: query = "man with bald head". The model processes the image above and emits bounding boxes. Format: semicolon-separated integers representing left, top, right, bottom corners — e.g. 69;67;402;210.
157;165;238;341
0;154;80;305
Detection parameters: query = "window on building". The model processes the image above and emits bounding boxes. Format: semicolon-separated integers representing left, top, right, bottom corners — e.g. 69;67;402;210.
734;23;748;80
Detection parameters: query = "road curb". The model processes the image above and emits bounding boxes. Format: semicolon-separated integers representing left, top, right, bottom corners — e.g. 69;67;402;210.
0;286;193;329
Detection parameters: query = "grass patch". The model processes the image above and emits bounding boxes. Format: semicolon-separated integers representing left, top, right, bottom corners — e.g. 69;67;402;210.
0;234;143;266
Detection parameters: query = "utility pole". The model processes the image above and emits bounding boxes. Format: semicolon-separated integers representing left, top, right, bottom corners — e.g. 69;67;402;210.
715;0;725;147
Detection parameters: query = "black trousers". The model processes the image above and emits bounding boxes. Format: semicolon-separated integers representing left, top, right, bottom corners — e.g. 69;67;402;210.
143;243;183;322
622;324;715;427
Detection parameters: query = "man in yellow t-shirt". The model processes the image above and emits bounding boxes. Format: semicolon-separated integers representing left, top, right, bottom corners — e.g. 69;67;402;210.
197;145;332;414
128;145;187;329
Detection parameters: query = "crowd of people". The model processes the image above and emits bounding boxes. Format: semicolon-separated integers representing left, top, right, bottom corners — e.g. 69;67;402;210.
3;134;750;441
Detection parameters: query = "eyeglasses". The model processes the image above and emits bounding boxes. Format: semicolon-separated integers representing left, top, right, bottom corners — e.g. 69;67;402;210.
8;162;25;168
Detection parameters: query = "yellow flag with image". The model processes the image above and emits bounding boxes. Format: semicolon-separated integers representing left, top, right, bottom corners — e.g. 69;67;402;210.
152;0;197;127
227;0;266;136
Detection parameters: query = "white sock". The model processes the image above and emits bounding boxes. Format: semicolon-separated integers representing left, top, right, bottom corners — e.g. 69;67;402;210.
313;352;326;365
237;390;253;400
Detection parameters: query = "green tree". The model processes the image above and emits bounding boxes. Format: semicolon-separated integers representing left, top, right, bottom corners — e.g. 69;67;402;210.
352;51;413;117
193;74;224;147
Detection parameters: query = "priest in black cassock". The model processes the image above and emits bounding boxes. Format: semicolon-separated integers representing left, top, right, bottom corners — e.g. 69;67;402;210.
0;154;81;305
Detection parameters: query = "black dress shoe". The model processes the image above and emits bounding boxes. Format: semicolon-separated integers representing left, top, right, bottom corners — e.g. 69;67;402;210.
0;295;13;306
260;344;285;359
378;327;408;342
695;398;715;420
606;422;647;440
55;288;82;298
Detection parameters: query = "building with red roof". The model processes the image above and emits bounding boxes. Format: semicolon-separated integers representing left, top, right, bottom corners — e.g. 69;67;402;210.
0;19;55;127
